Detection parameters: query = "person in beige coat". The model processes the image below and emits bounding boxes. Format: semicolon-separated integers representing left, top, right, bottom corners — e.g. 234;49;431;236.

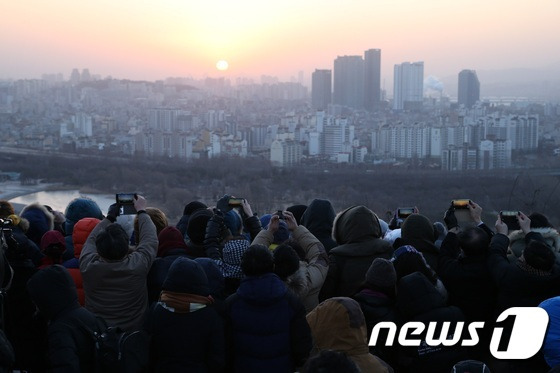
252;210;328;313
80;194;158;331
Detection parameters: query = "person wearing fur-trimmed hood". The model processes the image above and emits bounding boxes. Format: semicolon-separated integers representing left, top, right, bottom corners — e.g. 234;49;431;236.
252;210;328;313
507;212;560;260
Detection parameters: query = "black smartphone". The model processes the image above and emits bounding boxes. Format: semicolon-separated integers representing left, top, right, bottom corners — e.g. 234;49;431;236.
116;193;136;215
452;199;471;209
228;198;244;206
500;210;520;230
397;207;414;219
276;210;284;220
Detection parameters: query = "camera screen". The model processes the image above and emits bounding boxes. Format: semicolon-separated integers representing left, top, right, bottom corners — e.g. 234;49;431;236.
116;193;135;204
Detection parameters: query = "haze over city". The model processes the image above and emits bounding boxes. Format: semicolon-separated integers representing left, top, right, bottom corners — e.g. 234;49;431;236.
3;0;560;87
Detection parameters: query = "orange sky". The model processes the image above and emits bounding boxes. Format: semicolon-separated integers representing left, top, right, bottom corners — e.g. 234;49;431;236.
2;0;559;85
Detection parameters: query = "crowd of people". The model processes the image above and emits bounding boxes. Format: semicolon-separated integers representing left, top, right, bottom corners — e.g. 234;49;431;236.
1;194;560;372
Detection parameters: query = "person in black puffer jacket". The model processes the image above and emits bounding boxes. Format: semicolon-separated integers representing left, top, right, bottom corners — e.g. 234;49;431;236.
396;271;467;373
27;265;98;372
145;257;225;372
225;244;312;372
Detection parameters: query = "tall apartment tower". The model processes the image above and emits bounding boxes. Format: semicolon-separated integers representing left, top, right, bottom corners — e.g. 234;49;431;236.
311;69;332;110
333;55;364;109
458;69;480;109
364;49;381;111
393;62;424;111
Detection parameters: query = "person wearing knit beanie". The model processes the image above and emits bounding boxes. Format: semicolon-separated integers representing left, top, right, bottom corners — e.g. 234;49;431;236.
365;258;397;290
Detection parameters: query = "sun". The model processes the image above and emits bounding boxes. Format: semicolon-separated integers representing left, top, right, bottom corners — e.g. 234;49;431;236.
216;60;229;71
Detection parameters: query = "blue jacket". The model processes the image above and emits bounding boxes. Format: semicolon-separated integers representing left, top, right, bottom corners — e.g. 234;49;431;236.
540;296;560;368
225;273;311;373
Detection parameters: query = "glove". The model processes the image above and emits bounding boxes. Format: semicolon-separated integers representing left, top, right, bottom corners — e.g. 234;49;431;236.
204;209;226;246
444;206;459;230
107;203;120;223
216;195;233;213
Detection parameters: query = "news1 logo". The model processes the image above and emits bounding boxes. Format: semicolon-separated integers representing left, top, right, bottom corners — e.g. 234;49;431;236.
369;307;549;359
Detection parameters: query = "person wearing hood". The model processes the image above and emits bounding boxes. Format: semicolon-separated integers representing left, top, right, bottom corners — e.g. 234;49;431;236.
144;257;225;372
489;211;560;314
176;201;208;239
38;230;66;268
27;265;98;372
63;198;103;261
20;202;54;251
306;297;393;372
62;217;100;306
0;211;47;371
320;205;393;300
300;199;337;253
147;226;193;304
80;195;158;331
395;272;466;373
394;214;440;272
507;212;560;260
253;210;329;312
352;258;400;368
224;244;312;372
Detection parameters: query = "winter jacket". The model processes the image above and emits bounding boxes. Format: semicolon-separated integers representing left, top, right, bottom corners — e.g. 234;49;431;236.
353;289;399;367
62;218;100;305
394;214;440;272
321;205;393;299
508;227;560;258
437;231;496;324
488;232;560;315
80;214;158;331
396;272;467;373
63;198;103;261
145;258;225;372
306;297;392;373
300;199;337;253
20;203;54;248
225;273;312;373
3;253;48;371
27;265;98;372
253;225;329;312
540;296;560;368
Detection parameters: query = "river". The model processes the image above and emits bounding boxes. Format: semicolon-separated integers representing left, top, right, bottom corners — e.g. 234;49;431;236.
9;190;114;214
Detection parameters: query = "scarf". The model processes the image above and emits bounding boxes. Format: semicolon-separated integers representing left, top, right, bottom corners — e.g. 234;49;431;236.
516;255;552;276
159;290;214;313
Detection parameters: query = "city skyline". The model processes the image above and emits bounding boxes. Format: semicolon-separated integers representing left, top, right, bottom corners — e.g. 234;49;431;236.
2;0;560;87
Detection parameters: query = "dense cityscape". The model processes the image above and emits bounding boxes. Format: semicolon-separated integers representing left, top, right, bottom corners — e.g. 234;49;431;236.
1;47;559;172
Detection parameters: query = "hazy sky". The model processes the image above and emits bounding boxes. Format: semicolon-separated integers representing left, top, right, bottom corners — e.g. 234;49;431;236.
2;0;560;85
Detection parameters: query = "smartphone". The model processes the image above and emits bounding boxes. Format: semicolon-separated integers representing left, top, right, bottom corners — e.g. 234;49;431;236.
276;210;284;220
500;210;520;230
228;198;244;206
116;193;136;215
452;199;471;209
397;207;415;219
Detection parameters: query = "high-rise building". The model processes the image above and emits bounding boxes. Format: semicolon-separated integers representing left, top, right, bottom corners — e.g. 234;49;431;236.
333;56;364;109
364;49;381;111
311;69;332;110
458;70;480;109
393;62;424;110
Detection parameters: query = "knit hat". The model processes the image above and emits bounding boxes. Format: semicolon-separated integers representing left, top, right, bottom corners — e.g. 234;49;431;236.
0;200;15;218
365;258;397;289
183;201;207;216
157;226;188;257
224;210;242;236
186;209;213;245
64;198;103;233
40;230;66;253
273;244;301;280
401;214;434;242
162;257;210;296
524;240;556;271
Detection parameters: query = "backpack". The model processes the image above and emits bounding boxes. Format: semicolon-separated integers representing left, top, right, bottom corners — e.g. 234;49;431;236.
88;316;150;373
